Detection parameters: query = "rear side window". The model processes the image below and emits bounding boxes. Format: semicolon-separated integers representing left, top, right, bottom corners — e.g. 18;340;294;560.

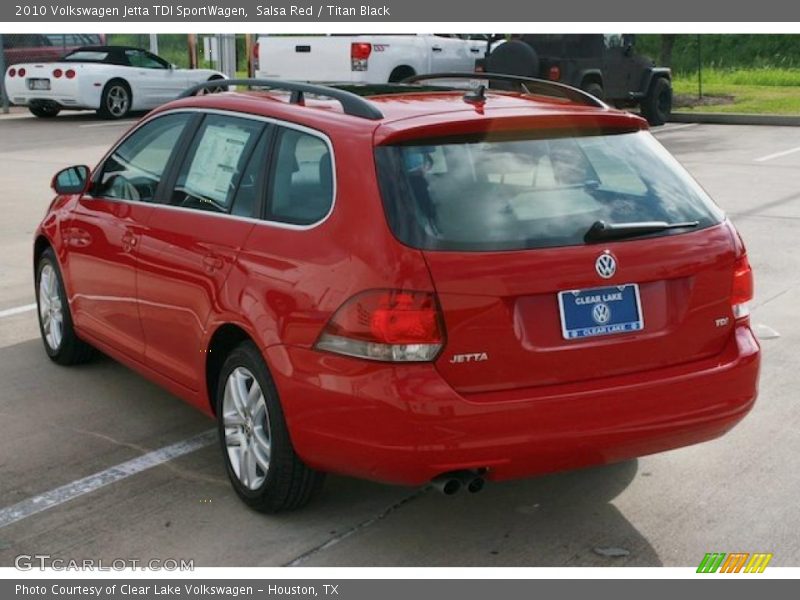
375;131;722;251
95;113;191;203
170;115;264;214
267;128;333;226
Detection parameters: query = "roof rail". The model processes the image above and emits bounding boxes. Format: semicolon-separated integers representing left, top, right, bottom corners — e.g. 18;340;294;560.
402;72;607;108
179;78;384;120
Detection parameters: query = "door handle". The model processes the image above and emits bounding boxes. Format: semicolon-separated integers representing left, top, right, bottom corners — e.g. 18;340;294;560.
431;46;443;52
203;254;224;272
470;47;481;53
121;230;138;252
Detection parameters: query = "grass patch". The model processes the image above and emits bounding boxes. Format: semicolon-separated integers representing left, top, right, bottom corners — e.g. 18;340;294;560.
672;68;800;114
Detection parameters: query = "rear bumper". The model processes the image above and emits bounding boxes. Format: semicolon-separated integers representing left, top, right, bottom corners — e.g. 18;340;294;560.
4;79;98;110
265;324;760;486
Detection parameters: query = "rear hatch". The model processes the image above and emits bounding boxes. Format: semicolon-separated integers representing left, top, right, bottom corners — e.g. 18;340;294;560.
375;128;736;394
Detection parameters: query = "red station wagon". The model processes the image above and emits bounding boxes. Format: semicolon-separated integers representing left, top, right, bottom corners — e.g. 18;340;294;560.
35;74;760;511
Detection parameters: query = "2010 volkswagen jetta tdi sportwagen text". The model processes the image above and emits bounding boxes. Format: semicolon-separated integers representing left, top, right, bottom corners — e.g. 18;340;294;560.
34;74;760;512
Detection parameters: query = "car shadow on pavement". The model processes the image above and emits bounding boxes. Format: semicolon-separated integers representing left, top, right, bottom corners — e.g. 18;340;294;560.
296;459;662;567
0;338;661;567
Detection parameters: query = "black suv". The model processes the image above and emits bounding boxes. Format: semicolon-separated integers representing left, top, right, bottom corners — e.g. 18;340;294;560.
483;34;672;126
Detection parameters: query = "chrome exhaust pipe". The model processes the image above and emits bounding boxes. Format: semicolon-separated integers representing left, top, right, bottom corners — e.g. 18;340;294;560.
465;475;485;493
454;470;485;493
431;470;486;495
431;475;462;495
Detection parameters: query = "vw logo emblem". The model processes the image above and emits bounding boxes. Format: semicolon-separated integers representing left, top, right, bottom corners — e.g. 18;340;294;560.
595;252;617;279
592;302;611;325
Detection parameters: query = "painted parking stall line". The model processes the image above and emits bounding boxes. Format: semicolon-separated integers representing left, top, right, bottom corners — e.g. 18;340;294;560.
78;120;137;128
0;430;216;529
755;144;800;162
0;303;36;319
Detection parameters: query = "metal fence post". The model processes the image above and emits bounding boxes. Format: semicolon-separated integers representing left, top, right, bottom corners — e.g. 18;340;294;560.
149;34;159;56
0;34;9;114
220;34;237;78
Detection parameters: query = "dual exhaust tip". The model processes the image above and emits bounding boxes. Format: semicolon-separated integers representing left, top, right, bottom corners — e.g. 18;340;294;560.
431;470;486;495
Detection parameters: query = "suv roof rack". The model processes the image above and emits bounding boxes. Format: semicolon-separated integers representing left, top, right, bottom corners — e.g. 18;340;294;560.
402;72;606;108
179;78;385;120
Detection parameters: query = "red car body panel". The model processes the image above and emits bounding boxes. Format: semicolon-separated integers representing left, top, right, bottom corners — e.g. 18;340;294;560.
35;88;760;486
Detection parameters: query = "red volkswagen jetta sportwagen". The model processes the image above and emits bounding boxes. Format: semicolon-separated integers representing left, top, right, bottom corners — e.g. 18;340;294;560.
34;75;760;511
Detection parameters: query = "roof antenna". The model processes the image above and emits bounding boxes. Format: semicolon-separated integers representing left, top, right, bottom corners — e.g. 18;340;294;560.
463;84;486;104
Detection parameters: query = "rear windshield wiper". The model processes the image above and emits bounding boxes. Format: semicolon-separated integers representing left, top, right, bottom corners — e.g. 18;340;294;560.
584;220;700;243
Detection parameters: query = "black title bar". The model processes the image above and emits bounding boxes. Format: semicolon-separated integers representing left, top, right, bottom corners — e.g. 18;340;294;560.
2;0;800;22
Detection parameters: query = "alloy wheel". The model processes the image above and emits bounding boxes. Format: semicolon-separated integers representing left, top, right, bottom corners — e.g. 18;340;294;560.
38;263;64;351
106;86;130;117
222;367;272;490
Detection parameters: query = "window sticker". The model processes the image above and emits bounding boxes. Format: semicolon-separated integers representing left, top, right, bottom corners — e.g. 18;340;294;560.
183;124;252;207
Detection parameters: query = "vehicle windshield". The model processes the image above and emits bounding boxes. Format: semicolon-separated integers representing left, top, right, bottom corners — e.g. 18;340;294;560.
375;130;723;251
63;51;108;62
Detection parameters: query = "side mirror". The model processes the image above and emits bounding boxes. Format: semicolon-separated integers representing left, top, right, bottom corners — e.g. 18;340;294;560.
51;165;90;195
169;63;177;70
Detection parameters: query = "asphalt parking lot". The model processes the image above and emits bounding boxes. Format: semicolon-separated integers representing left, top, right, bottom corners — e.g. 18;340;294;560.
0;113;798;567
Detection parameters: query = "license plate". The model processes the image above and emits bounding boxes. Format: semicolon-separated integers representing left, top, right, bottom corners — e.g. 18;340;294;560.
28;79;50;91
558;284;644;340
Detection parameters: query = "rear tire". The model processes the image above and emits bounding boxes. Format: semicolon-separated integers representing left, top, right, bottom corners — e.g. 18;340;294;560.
390;65;415;83
641;77;672;126
486;40;540;79
98;80;132;120
29;104;61;118
35;248;94;365
201;75;228;94
216;341;324;512
582;82;604;101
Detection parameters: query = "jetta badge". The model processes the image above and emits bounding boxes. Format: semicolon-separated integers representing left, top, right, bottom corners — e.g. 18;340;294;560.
595;252;617;279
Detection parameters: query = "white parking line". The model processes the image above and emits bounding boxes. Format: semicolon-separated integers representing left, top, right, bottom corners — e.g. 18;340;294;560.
0;303;36;319
0;430;216;529
654;123;699;134
78;120;136;128
755;145;800;162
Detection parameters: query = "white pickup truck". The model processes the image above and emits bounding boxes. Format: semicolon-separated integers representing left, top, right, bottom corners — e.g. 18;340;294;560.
254;34;486;83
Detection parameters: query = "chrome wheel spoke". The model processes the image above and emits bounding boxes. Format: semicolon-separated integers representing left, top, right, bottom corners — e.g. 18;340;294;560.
225;373;247;420
223;412;245;428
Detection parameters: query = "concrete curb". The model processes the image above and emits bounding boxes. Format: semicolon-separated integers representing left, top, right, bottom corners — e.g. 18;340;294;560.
670;112;800;126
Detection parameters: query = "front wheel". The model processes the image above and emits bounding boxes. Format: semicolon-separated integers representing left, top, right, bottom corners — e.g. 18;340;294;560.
216;341;324;512
641;77;672;126
36;248;94;365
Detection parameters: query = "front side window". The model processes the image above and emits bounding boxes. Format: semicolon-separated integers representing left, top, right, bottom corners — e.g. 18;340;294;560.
95;113;191;202
170;115;264;214
375;130;723;252
267;128;333;225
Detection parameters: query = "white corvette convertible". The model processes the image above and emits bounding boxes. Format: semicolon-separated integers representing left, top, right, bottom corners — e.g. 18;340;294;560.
4;45;226;119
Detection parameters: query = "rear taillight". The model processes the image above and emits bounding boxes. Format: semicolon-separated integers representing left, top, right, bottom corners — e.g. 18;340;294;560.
351;42;372;72
731;255;754;319
315;290;444;362
53;68;63;78
548;65;561;81
252;41;259;72
7;68;16;77
65;69;76;79
18;67;26;77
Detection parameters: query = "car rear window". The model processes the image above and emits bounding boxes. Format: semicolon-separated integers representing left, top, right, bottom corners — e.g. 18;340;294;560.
64;51;108;62
374;130;723;252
